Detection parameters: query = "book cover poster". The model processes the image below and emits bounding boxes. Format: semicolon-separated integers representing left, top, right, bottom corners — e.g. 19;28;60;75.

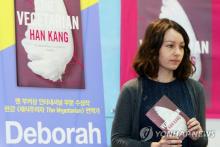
15;0;85;88
138;0;211;104
146;95;190;139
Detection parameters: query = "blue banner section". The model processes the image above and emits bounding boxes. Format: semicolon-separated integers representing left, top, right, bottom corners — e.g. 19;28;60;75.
99;0;120;146
0;3;107;147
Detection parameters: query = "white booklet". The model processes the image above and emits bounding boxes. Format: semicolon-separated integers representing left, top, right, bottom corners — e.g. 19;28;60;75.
146;95;190;139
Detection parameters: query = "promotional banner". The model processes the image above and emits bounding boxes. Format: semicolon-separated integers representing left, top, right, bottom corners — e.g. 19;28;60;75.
121;0;220;118
138;0;212;103
0;1;107;147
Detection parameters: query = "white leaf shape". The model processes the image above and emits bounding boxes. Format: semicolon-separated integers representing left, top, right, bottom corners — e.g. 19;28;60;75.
154;106;187;133
159;0;201;80
21;0;74;82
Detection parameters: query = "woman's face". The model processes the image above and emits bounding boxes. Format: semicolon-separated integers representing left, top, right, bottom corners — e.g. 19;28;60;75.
158;28;185;72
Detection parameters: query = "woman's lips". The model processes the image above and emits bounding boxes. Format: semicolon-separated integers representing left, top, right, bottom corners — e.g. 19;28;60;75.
170;60;181;64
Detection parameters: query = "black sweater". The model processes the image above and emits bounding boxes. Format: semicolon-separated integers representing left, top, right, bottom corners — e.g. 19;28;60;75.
111;77;208;147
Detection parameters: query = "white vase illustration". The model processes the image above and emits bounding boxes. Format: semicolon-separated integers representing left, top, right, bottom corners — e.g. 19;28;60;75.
21;0;74;82
159;0;202;81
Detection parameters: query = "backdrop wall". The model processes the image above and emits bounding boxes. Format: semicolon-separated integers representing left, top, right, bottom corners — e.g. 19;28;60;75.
1;0;219;147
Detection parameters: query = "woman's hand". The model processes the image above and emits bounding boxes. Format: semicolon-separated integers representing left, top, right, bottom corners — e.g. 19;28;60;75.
187;117;203;140
151;136;182;147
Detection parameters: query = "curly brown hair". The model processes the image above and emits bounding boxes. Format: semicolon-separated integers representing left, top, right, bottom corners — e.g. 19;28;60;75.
133;18;195;80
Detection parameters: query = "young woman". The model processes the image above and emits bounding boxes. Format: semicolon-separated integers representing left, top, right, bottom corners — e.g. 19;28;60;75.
111;18;208;147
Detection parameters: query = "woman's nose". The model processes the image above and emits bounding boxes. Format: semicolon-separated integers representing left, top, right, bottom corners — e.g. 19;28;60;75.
174;47;183;55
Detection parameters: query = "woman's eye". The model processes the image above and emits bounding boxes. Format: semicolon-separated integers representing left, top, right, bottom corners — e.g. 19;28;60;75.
180;46;185;49
167;44;173;48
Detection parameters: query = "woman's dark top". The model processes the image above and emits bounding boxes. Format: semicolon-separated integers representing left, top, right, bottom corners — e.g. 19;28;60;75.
111;77;208;147
139;76;195;146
